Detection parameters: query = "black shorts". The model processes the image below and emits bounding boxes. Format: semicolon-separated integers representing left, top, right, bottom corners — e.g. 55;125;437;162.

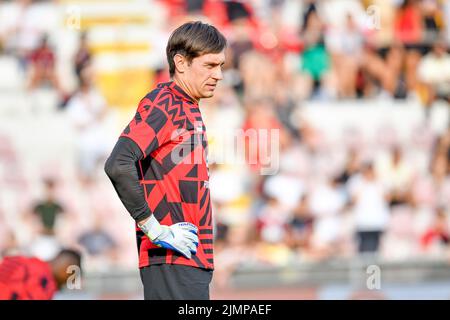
139;264;213;300
357;231;383;253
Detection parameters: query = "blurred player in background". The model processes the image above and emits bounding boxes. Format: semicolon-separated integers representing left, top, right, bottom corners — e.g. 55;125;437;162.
0;249;81;300
105;21;226;300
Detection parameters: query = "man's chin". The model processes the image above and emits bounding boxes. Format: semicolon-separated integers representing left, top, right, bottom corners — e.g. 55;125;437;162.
201;91;215;99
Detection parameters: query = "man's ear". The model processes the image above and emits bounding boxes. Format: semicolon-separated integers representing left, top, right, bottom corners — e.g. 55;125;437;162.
174;54;187;74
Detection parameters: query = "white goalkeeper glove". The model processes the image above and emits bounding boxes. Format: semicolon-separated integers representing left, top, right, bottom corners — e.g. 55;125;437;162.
138;215;199;259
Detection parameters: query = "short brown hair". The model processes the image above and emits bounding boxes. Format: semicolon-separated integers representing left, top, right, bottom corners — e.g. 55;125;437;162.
166;21;227;77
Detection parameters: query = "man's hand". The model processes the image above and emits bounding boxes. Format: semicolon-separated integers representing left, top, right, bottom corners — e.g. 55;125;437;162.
153;222;199;259
138;215;199;259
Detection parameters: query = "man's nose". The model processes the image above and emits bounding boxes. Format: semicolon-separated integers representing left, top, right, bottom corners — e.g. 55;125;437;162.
212;67;223;81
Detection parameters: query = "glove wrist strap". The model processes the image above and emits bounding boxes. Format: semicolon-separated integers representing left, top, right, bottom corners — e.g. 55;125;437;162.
138;215;163;241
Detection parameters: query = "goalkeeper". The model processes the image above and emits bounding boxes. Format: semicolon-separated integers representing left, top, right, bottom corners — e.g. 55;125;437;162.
105;21;226;300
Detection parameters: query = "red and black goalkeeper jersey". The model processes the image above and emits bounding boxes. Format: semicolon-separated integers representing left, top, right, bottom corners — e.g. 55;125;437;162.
121;81;214;270
0;256;57;300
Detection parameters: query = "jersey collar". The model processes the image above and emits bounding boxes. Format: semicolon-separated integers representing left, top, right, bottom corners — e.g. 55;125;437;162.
157;81;198;105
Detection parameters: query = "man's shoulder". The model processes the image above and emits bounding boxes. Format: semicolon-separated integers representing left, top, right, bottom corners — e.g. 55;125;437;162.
142;86;164;105
0;256;47;280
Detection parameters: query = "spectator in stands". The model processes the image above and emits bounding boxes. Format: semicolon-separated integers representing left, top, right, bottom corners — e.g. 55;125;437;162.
420;206;449;253
242;97;283;173
348;162;390;255
394;0;424;93
309;177;347;258
431;152;450;207
422;0;443;45
433;127;450;157
226;19;254;94
417;39;450;112
31;178;65;236
74;32;91;84
430;130;450;206
0;0;42;71
336;149;361;185
361;41;405;98
299;8;332;99
438;128;450;168
228;17;254;69
377;146;413;208
262;168;305;213
0;231;20;259
239;50;276;100
410;133;450;211
66;65;110;186
27;34;64;95
0;209;20;258
257;195;289;243
272;82;299;139
77;217;118;270
286;194;313;251
325;13;363;99
213;202;230;244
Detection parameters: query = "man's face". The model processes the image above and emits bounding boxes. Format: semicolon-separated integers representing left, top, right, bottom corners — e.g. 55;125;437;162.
183;51;225;100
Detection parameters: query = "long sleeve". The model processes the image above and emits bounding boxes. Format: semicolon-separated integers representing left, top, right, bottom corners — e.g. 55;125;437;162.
105;90;174;222
104;136;150;222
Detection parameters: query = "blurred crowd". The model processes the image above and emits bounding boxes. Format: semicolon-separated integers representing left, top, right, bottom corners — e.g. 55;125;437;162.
0;0;449;288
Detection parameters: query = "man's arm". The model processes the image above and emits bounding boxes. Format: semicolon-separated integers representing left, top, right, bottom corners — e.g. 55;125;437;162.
104;136;151;224
104;135;199;258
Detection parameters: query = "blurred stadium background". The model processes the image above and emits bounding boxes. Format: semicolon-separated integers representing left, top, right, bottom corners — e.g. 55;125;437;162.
0;0;450;299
